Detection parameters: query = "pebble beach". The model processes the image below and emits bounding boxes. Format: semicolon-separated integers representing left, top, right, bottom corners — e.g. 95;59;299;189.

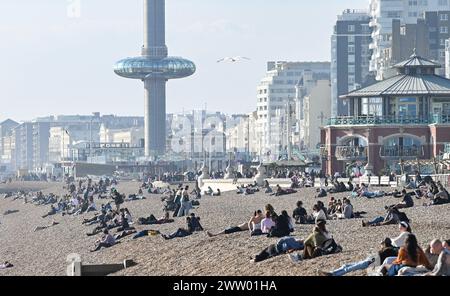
0;181;449;276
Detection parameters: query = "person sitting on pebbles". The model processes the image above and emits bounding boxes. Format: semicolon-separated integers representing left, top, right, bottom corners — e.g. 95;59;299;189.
289;219;342;262
161;213;204;240
90;229;116;252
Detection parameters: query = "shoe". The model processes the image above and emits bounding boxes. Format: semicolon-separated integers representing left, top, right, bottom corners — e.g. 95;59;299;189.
318;270;332;276
362;221;366;227
288;253;302;263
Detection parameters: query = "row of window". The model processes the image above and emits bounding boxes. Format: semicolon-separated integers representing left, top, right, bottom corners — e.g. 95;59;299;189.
258;88;297;95
347;24;371;34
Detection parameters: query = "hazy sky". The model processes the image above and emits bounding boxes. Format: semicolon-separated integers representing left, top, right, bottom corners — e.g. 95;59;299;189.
0;0;368;123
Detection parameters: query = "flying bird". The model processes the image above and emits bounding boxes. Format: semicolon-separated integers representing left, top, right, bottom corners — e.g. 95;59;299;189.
217;56;251;63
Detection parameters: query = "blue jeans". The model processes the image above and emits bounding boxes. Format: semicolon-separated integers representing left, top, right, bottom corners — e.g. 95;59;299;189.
363;192;376;198
387;264;405;276
368;216;384;225
331;258;372;276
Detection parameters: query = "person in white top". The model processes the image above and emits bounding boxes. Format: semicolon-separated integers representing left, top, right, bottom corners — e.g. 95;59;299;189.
391;221;412;248
312;204;327;223
261;211;276;234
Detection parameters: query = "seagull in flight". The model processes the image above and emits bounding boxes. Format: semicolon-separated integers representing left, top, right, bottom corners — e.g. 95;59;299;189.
217;56;251;63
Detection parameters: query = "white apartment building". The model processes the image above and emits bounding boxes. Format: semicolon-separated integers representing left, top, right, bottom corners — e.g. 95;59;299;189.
256;62;330;161
99;125;144;147
301;80;332;151
369;0;450;80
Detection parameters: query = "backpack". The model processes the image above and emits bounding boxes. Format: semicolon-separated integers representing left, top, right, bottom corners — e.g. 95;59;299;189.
318;238;342;256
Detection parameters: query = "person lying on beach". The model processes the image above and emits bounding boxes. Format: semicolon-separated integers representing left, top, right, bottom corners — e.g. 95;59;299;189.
362;207;409;227
384;189;404;198
3;209;19;216
138;211;174;225
126;194;146;201
358;185;386;198
207;222;249;237
90;229;116;252
252;237;304;263
318;237;398;276
270;185;297;197
161;214;203;240
289;219;342;262
114;229;137;240
0;262;13;270
34;221;59;232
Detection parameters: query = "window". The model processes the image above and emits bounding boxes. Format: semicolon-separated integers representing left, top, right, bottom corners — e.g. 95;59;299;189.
348;35;355;43
439;0;448;6
348;75;355;84
398;97;417;117
441;39;446;46
348;45;355;53
440;14;449;21
348;54;355;64
348;25;355;32
408;12;418;17
387;11;401;18
348;65;355;74
408;0;418;6
440;27;448;34
361;97;383;116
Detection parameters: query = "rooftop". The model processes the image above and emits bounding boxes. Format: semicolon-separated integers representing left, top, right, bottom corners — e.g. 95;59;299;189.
341;52;450;98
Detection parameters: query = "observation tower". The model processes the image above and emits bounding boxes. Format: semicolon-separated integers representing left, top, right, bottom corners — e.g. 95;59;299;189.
114;0;196;157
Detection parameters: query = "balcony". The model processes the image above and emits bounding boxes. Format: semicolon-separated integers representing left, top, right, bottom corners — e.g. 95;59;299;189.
327;115;450;126
379;146;424;159
445;143;450;153
335;146;367;161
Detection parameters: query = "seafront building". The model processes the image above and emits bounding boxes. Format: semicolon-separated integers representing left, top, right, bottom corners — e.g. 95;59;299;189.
256;61;330;161
369;0;450;80
331;9;373;117
321;53;450;176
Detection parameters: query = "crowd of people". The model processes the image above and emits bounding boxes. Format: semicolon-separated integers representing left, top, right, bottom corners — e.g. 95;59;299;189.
1;169;449;276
